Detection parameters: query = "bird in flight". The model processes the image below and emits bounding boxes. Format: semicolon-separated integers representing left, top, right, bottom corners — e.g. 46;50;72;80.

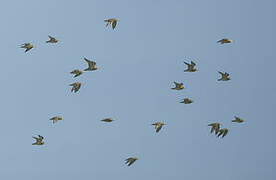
171;82;185;90
180;98;193;104
217;38;233;44
101;118;114;122
208;123;221;135
184;61;197;72
46;35;59;43
232;116;245;123
50;116;63;124
32;135;44;145
217;128;229;138
104;18;119;29
125;157;138;166
20;43;34;53
218;71;230;81
152;122;166;133
83;58;98;71
70;82;82;93
70;69;83;78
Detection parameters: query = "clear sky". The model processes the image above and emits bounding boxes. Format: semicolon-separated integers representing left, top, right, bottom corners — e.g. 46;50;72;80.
0;0;275;179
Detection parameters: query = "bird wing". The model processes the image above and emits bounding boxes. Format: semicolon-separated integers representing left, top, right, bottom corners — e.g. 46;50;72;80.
127;159;135;166
222;129;229;138
112;20;117;29
184;61;190;66
210;126;215;133
191;61;196;66
125;158;132;162
215;125;220;135
173;82;179;86
48;35;54;40
32;136;39;140
84;57;90;63
208;123;215;126
21;43;29;47
25;47;32;52
84;58;93;68
156;125;163;132
217;130;223;137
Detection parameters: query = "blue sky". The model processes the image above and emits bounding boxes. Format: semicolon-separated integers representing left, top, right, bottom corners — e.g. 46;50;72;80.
0;0;275;179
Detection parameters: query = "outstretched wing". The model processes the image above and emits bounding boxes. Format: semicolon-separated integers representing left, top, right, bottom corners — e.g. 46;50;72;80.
32;136;39;140
48;35;54;39
127;159;135;166
217;39;224;43
125;158;132;164
112;20;117;29
84;57;90;63
222;129;229;138
184;61;190;66
25;47;32;52
84;58;94;68
156;125;163;133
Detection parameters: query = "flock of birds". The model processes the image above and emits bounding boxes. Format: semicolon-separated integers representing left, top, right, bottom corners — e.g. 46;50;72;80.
20;18;244;167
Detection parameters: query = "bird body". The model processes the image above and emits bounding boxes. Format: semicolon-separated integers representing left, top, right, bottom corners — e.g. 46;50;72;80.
152;122;166;133
32;135;44;145
70;82;82;93
217;128;229;138
217;38;233;44
105;18;118;29
20;43;34;52
218;71;230;81
180;98;193;104
171;82;184;90
125;157;138;166
83;58;98;71
208;123;221;135
184;61;197;72
70;69;83;77
232;116;245;123
101;118;114;122
46;35;58;43
50;116;63;124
